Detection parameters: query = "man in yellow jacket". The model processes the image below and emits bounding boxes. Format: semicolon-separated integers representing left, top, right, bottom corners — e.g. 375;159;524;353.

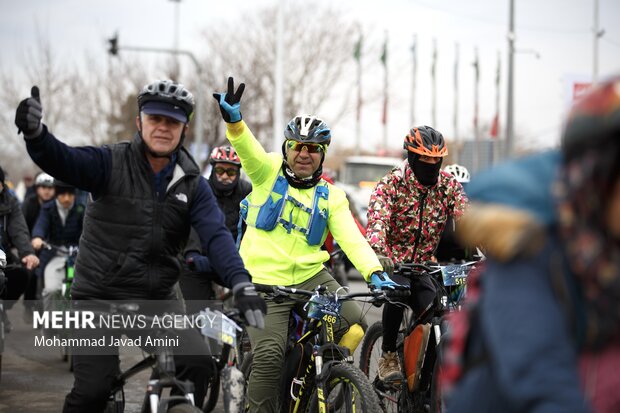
213;77;405;412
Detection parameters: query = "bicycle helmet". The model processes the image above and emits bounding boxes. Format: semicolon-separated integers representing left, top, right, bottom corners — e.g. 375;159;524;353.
443;164;470;183
137;80;195;123
34;172;55;187
562;75;620;161
209;146;241;166
284;115;331;146
404;125;448;157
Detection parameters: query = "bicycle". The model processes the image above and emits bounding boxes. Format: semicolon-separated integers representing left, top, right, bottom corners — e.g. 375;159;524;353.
241;284;401;412
40;242;78;366
358;261;477;413
66;299;241;413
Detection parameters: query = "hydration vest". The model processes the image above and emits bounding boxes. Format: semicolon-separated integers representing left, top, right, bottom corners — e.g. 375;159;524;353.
237;175;329;247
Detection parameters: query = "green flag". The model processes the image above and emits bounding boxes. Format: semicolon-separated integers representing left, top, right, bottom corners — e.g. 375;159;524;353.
353;34;363;62
380;37;388;66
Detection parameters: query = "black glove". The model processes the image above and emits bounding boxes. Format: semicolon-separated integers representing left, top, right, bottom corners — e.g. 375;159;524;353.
185;252;212;273
15;86;43;138
232;281;266;329
212;77;245;123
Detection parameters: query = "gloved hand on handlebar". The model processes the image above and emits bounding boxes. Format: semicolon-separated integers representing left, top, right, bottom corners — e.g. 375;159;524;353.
369;271;407;290
233;282;267;329
377;254;394;276
212;77;245;123
185;252;213;273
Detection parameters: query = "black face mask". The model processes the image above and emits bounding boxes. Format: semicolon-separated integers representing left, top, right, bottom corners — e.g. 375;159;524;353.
408;152;443;186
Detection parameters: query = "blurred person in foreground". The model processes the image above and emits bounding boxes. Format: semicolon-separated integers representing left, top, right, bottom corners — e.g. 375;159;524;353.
446;75;620;413
15;80;266;412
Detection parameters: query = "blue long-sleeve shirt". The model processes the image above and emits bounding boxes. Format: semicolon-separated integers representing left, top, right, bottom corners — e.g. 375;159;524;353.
25;125;250;288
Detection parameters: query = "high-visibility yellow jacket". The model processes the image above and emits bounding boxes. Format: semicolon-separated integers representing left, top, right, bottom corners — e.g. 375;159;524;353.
226;121;382;286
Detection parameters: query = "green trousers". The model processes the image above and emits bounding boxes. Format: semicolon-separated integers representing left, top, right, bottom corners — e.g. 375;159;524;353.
246;269;368;412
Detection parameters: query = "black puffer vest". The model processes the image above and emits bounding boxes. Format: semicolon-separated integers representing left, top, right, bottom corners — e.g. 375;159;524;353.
72;137;200;299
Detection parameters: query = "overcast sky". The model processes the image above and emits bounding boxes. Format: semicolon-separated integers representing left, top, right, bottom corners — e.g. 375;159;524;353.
2;0;619;153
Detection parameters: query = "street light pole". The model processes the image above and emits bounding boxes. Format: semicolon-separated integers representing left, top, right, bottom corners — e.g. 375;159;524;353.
272;0;284;153
505;0;515;159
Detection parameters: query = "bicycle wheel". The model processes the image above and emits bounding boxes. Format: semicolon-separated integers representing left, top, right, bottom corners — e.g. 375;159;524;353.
307;363;381;412
168;404;203;413
201;372;220;412
358;321;401;413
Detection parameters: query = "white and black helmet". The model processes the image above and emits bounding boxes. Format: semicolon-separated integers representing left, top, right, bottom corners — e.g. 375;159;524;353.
443;164;470;183
137;80;195;122
34;172;55;187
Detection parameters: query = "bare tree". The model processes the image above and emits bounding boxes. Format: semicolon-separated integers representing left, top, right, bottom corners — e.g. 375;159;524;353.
196;1;362;148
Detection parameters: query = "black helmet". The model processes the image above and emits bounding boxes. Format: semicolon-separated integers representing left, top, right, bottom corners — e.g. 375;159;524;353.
404;125;448;157
284;115;331;146
137;80;195;123
562;75;620;161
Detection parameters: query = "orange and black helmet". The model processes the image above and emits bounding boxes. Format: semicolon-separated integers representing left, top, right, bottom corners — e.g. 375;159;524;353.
404;125;448;157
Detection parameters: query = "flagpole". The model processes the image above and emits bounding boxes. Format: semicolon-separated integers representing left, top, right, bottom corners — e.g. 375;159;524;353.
272;0;284;152
453;42;459;163
473;47;480;172
493;51;501;164
381;32;389;152
431;38;437;127
410;34;417;128
354;30;363;155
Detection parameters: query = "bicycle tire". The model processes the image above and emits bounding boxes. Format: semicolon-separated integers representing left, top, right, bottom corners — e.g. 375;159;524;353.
201;372;220;412
168;404;203;413
307;363;381;412
358;321;402;413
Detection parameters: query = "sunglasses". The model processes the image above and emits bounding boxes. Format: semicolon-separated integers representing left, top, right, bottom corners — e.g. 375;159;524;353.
285;140;325;154
213;167;239;177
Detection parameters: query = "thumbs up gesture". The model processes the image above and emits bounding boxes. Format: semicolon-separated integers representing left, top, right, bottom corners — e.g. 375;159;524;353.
15;86;43;138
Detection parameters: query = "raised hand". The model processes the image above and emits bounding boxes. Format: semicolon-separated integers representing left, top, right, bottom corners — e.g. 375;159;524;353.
212;77;245;123
15;86;43;138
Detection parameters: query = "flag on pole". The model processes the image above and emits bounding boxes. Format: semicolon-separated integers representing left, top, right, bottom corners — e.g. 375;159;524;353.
381;35;388;126
353;34;362;62
472;49;480;134
490;52;501;138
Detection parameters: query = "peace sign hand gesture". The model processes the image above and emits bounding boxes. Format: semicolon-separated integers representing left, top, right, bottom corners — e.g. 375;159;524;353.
213;77;245;123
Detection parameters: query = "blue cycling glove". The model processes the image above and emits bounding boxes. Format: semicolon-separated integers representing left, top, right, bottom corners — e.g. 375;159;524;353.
186;252;213;273
212;77;245;123
369;271;406;290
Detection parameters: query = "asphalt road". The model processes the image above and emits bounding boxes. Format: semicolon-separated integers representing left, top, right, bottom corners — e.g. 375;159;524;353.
0;273;380;413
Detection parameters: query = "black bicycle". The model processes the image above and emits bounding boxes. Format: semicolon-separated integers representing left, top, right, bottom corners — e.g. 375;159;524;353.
241;284;401;412
358;261;476;413
73;301;243;413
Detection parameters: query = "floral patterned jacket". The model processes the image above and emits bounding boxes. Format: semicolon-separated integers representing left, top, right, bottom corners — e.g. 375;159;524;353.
366;160;468;263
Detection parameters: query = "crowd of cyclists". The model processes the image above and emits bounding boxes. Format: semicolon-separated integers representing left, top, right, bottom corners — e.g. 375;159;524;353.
0;73;617;412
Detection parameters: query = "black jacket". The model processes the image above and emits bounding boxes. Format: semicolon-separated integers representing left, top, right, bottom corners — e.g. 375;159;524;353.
0;191;34;263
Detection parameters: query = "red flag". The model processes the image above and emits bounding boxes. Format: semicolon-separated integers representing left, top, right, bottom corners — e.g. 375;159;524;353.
490;113;499;138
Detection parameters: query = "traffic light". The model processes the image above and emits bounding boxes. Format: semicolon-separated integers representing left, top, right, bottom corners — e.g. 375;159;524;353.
108;34;119;56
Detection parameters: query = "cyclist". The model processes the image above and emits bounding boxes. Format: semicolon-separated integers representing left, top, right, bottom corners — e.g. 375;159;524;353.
445;76;620;413
179;145;252;311
22;172;55;231
15;80;266;412
365;126;468;381
30;181;85;312
21;172;55;316
0;165;39;332
436;164;476;262
213;77;404;412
